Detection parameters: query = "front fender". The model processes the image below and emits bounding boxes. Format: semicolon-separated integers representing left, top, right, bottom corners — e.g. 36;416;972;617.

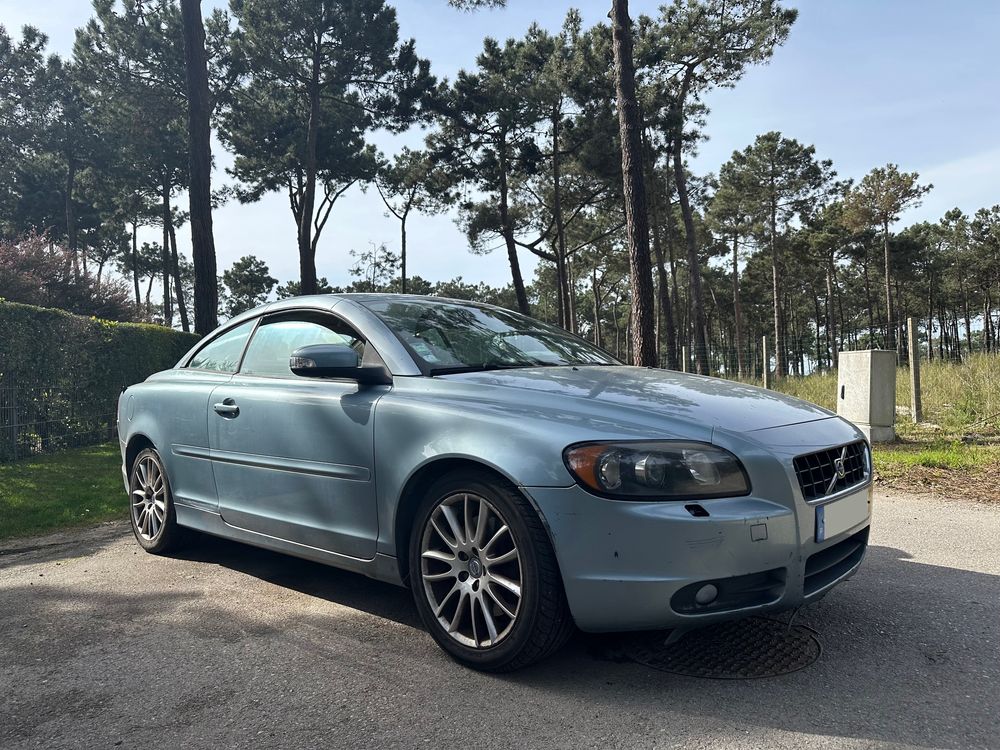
371;378;712;557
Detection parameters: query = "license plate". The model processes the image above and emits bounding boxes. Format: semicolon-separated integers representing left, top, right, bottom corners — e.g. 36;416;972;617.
815;488;871;542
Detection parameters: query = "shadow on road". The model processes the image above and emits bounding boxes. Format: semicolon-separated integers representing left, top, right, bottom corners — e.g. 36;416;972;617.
2;532;996;749
174;532;422;629
171;536;999;749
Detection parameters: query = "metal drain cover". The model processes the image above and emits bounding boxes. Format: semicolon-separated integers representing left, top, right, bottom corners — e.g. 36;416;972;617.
624;616;822;679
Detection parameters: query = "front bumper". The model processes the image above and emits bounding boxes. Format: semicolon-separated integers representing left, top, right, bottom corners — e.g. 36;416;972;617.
523;480;872;633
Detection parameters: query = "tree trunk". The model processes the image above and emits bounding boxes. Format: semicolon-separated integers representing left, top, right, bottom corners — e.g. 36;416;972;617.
610;0;656;367
400;209;408;294
566;257;577;333
145;272;155;316
131;221;141;312
769;199;786;378
668;67;710;375
497;145;529;314
592;267;602;348
862;259;874;343
732;235;744;378
883;220;895;352
826;255;838;368
651;215;678;370
551;108;572;331
641;123;678;370
962;285;973;353
168;218;191;333
65;157;79;282
297;53;322;296
161;174;174;327
180;0;218;334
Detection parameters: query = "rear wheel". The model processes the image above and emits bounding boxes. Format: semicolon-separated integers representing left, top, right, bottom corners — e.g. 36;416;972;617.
129;448;184;554
409;470;573;671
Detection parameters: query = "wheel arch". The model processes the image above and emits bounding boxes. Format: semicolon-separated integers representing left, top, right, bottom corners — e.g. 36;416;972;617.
124;433;156;477
392;456;555;585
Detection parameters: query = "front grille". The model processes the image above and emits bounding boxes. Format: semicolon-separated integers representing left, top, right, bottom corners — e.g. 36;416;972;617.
793;441;868;500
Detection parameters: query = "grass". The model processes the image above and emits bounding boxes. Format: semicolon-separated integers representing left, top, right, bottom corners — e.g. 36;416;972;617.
0;443;124;541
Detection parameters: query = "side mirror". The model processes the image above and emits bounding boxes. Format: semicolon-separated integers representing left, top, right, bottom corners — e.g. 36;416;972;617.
289;344;391;385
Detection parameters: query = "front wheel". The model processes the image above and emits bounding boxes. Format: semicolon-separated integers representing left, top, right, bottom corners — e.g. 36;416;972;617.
409;470;573;671
128;448;184;554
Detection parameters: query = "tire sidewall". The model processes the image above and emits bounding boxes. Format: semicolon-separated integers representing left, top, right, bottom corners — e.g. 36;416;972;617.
409;471;546;670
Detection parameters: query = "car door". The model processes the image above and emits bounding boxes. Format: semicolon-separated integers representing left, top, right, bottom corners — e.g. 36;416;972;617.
156;319;256;513
208;310;384;560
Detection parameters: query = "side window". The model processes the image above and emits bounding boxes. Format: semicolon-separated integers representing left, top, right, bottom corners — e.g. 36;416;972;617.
240;316;366;378
187;320;255;372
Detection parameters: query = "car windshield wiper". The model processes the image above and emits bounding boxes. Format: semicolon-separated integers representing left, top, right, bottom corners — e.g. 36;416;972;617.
428;362;558;376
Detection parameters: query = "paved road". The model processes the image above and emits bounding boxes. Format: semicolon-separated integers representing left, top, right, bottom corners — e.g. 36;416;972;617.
1;490;998;750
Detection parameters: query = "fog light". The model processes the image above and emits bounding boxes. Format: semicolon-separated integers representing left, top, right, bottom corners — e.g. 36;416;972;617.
694;584;718;605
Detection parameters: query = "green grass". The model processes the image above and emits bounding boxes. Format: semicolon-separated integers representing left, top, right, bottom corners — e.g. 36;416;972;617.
0;443;124;541
873;440;1000;477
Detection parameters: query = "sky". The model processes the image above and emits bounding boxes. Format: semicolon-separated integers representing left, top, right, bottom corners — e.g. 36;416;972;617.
2;0;999;293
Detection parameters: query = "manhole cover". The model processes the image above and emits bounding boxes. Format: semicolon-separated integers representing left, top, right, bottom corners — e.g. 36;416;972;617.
624;616;822;679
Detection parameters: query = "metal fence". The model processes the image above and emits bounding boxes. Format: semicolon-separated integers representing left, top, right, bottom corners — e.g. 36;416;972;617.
0;377;117;462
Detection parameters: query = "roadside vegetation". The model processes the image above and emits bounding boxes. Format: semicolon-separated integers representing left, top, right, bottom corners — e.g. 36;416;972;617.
0;444;122;541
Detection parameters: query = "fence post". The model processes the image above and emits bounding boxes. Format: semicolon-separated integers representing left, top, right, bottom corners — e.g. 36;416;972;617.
681;346;689;374
908;317;922;423
10;381;18;462
762;335;772;389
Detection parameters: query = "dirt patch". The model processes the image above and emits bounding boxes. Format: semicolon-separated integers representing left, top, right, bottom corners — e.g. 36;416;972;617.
878;463;1000;503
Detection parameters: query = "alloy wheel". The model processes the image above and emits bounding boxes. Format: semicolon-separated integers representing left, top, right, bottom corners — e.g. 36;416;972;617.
130;455;166;541
420;492;523;649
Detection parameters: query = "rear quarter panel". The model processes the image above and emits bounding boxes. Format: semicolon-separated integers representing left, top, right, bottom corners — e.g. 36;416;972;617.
121;369;233;511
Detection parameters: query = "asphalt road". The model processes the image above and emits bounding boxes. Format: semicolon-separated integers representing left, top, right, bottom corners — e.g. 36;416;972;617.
1;489;998;750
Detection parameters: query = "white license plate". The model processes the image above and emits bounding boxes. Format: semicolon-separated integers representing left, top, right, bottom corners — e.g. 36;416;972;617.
815;488;871;542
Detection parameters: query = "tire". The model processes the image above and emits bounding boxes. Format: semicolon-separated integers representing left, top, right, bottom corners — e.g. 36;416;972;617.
128;447;184;554
408;469;574;672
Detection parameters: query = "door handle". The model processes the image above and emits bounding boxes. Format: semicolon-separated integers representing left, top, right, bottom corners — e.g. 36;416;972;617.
213;399;240;418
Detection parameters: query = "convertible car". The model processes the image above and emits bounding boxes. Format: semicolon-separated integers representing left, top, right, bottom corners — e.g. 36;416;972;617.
119;294;872;671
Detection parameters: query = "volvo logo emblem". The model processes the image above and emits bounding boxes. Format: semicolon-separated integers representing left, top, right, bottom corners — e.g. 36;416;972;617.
468;558;483;578
834;456;847;479
826;447;849;495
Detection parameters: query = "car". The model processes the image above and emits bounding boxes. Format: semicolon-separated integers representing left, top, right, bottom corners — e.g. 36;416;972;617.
118;293;872;671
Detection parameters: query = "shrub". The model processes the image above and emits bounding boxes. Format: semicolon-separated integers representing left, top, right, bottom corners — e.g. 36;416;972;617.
0;299;198;461
0;233;138;322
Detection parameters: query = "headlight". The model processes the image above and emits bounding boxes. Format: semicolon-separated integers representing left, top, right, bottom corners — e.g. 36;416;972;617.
563;441;751;500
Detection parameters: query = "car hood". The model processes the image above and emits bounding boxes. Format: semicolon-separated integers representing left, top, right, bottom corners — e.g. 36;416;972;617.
442;365;835;434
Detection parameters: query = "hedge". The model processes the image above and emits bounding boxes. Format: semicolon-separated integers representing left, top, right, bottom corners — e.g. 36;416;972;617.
0;299;199;461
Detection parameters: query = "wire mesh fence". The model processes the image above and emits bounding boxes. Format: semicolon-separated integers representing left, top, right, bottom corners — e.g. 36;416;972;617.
0;377;118;463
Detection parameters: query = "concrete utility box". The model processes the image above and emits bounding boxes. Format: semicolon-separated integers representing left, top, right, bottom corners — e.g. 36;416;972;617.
837;350;897;443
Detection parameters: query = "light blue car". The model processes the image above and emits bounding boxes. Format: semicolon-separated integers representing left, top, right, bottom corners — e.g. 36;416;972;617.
118;294;872;671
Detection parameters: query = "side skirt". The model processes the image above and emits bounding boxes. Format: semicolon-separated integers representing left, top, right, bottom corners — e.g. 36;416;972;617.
174;503;404;587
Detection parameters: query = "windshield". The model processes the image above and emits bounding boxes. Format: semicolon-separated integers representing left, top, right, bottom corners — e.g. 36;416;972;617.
361;298;621;374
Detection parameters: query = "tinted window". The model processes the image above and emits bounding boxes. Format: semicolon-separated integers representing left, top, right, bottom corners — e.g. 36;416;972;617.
187;320;255;372
240;316;365;377
361;299;620;373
